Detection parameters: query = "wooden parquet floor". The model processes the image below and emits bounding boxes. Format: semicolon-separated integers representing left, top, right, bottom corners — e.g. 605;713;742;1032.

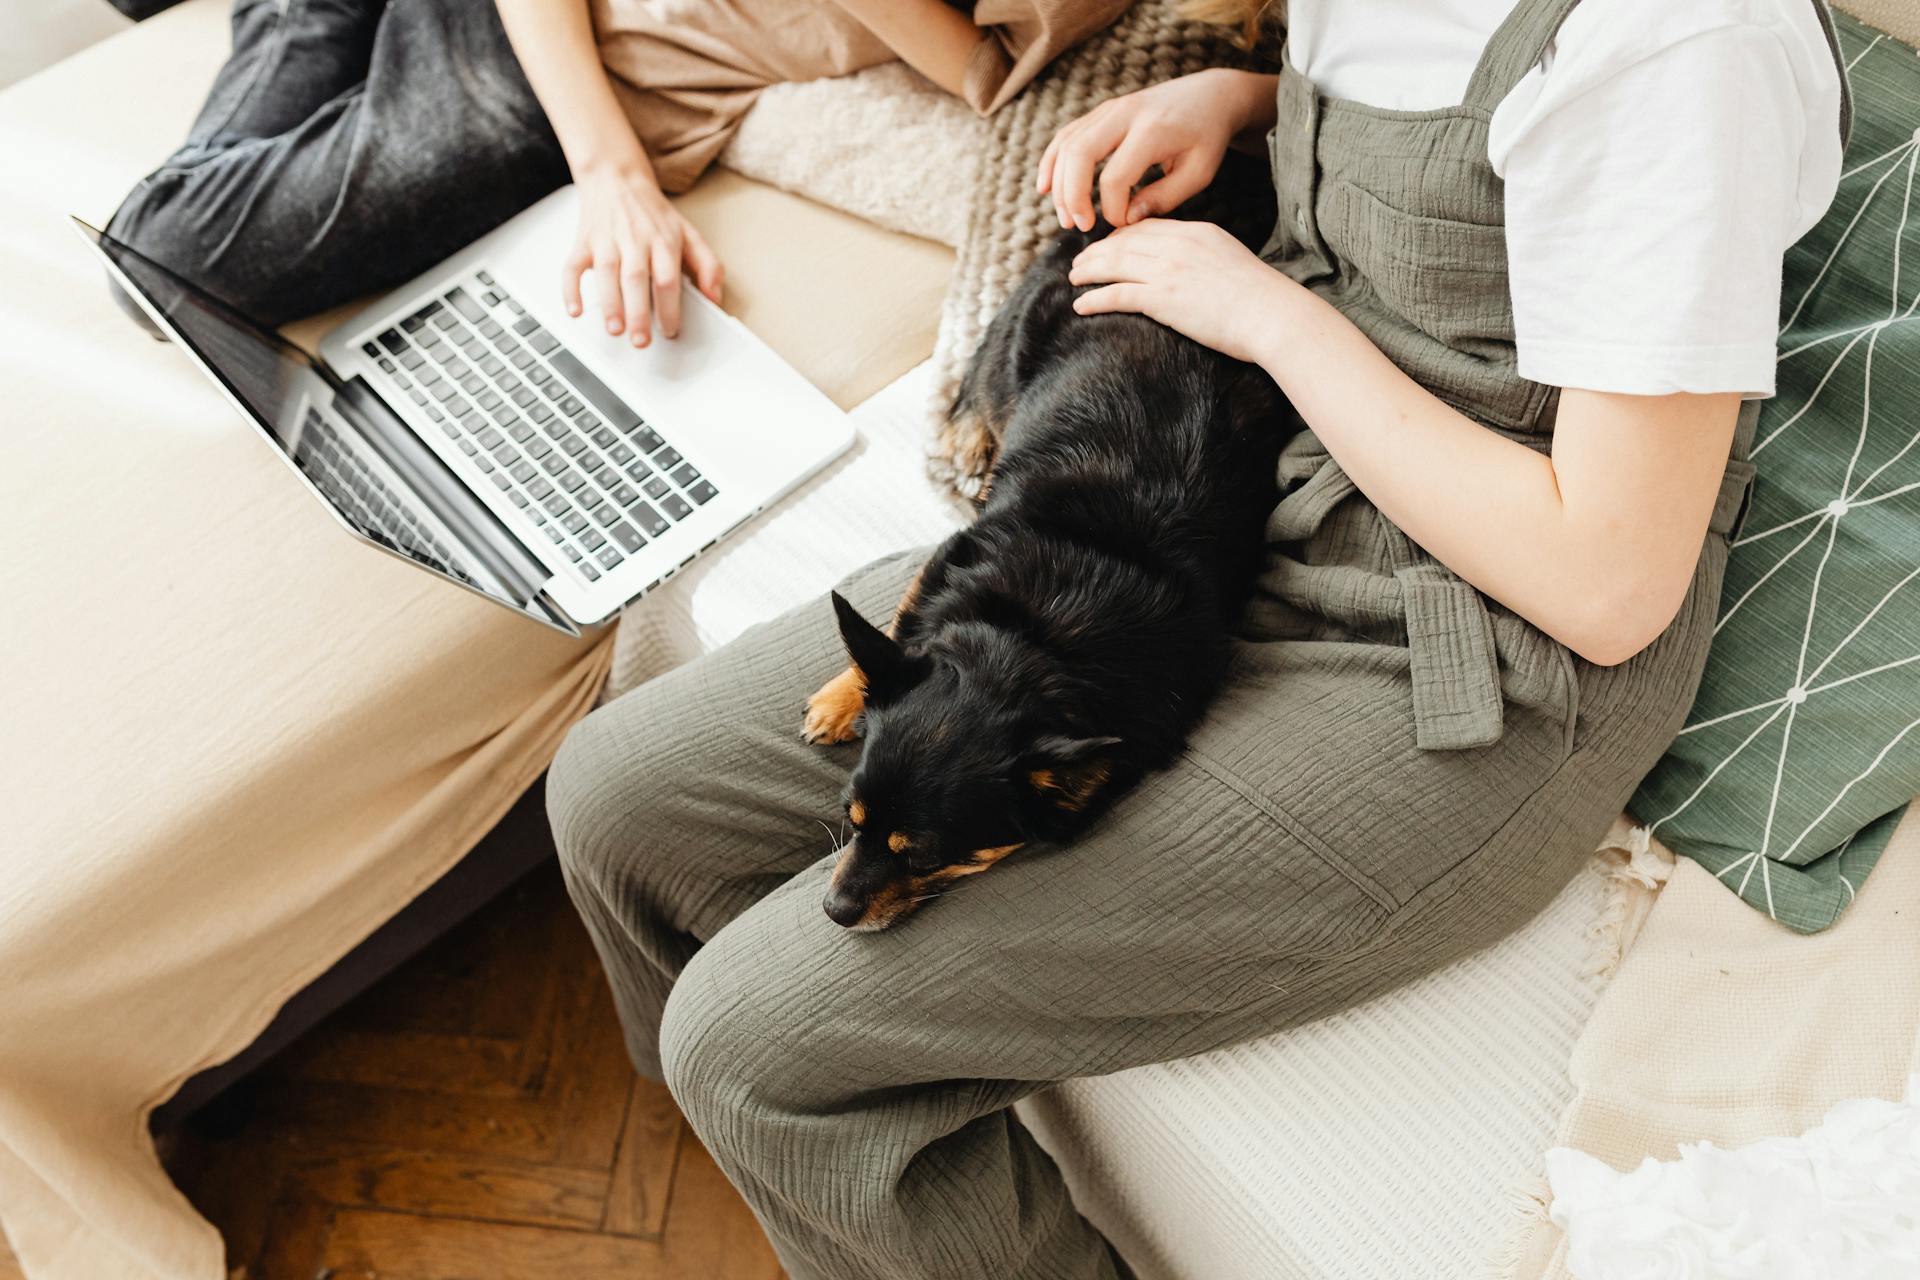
81;864;783;1280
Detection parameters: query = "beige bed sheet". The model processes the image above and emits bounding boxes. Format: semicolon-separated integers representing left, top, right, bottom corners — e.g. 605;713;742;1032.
1505;800;1920;1275
0;4;952;1277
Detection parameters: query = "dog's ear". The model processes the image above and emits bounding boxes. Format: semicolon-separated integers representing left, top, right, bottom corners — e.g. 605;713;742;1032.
831;591;928;705
1024;734;1122;813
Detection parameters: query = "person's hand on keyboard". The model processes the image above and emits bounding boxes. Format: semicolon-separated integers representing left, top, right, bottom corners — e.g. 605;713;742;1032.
563;161;724;349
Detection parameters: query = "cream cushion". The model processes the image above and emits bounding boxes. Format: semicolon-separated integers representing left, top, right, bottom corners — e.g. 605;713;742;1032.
0;3;948;1278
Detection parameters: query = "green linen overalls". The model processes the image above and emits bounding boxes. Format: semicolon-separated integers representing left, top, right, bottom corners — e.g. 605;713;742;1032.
545;2;1850;1276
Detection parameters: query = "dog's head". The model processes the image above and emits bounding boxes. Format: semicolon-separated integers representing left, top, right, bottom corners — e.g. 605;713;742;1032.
821;592;1119;931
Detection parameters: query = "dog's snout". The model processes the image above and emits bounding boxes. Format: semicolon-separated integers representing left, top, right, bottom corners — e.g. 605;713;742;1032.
822;885;866;928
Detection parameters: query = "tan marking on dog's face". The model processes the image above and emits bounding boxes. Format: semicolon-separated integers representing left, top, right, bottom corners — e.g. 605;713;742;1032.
887;831;912;855
845;843;1026;931
848;799;866;827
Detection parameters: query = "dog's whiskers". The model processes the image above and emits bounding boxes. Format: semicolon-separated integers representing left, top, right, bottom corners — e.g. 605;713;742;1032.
815;819;847;855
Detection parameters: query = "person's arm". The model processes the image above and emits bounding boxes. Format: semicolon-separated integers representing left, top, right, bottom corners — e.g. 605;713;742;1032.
825;0;985;96
1067;218;1737;667
493;0;722;346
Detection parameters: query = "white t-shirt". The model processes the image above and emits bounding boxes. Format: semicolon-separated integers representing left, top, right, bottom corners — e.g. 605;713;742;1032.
1287;0;1846;398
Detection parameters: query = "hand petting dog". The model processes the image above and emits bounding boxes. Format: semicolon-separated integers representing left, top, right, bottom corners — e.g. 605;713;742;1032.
1068;218;1292;365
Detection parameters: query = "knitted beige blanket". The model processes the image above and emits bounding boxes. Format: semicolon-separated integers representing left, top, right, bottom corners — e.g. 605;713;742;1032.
923;0;1271;499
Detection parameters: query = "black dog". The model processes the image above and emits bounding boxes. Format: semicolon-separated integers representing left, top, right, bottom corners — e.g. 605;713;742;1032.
803;199;1294;931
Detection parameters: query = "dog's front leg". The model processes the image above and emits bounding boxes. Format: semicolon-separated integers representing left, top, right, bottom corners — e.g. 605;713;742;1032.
801;568;926;744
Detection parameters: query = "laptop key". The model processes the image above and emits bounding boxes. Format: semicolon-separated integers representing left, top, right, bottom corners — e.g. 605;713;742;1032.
508;422;534;443
661;494;693;521
688;479;718;505
653;447;682;469
632;502;670;537
490;472;511;492
590;501;616;526
508;349;534;371
431;310;458;331
541;454;567;476
529;477;554;499
378;330;405;353
581;529;606;552
447;287;484;322
525;439;553;462
597;546;623;570
562;511;588;533
581;562;601;582
670;463;699;487
609;442;635;465
559;435;587;458
510;461;536;483
477;426;503;448
479;354;505;376
477;390;503;412
510;490;530;508
591;427;617;449
513;314;540;336
558;470;588;494
611;523;644;553
399;350;424;370
634;428;665;453
510;387;536;408
543;494;569;517
479;317;504;339
560;395;584;416
548;349;641;431
361;342;381;358
528;329;560;356
529;402;554;425
544;524;565;544
612;483;639;506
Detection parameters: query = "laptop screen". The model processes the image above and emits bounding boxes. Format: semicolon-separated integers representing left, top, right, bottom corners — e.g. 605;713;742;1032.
79;220;578;634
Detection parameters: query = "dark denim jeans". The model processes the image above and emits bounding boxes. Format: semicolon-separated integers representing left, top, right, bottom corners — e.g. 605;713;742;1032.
109;0;568;325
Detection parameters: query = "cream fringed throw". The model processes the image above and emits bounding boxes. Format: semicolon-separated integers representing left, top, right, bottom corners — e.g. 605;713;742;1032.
924;0;1270;499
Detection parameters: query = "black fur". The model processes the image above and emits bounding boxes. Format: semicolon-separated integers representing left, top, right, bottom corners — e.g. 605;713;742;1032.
818;189;1297;931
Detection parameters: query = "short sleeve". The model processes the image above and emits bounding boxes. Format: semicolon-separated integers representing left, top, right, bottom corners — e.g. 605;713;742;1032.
960;0;1132;114
1487;0;1845;399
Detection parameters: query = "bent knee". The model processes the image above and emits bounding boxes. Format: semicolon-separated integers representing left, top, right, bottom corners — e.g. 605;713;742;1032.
657;943;815;1134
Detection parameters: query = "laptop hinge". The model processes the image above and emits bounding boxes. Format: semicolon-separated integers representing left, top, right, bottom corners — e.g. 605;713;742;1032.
330;377;556;606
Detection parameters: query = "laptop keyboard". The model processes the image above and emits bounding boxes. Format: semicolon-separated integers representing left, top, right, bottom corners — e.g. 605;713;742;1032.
295;407;479;586
360;271;718;585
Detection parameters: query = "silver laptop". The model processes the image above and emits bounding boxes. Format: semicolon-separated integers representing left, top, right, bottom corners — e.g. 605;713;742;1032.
76;187;854;635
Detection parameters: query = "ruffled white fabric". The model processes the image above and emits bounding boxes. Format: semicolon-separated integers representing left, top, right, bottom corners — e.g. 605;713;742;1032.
1547;1076;1920;1279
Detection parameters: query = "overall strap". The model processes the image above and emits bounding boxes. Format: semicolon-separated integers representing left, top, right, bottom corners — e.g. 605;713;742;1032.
1463;0;1583;115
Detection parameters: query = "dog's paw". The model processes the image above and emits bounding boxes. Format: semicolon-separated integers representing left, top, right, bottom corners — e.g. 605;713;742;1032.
802;667;866;744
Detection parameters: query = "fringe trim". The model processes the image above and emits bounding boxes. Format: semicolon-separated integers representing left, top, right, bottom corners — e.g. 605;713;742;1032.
1484;1171;1555;1280
1583;817;1675;980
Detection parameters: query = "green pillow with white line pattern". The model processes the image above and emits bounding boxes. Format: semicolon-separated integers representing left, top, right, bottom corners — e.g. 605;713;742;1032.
1629;10;1920;934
